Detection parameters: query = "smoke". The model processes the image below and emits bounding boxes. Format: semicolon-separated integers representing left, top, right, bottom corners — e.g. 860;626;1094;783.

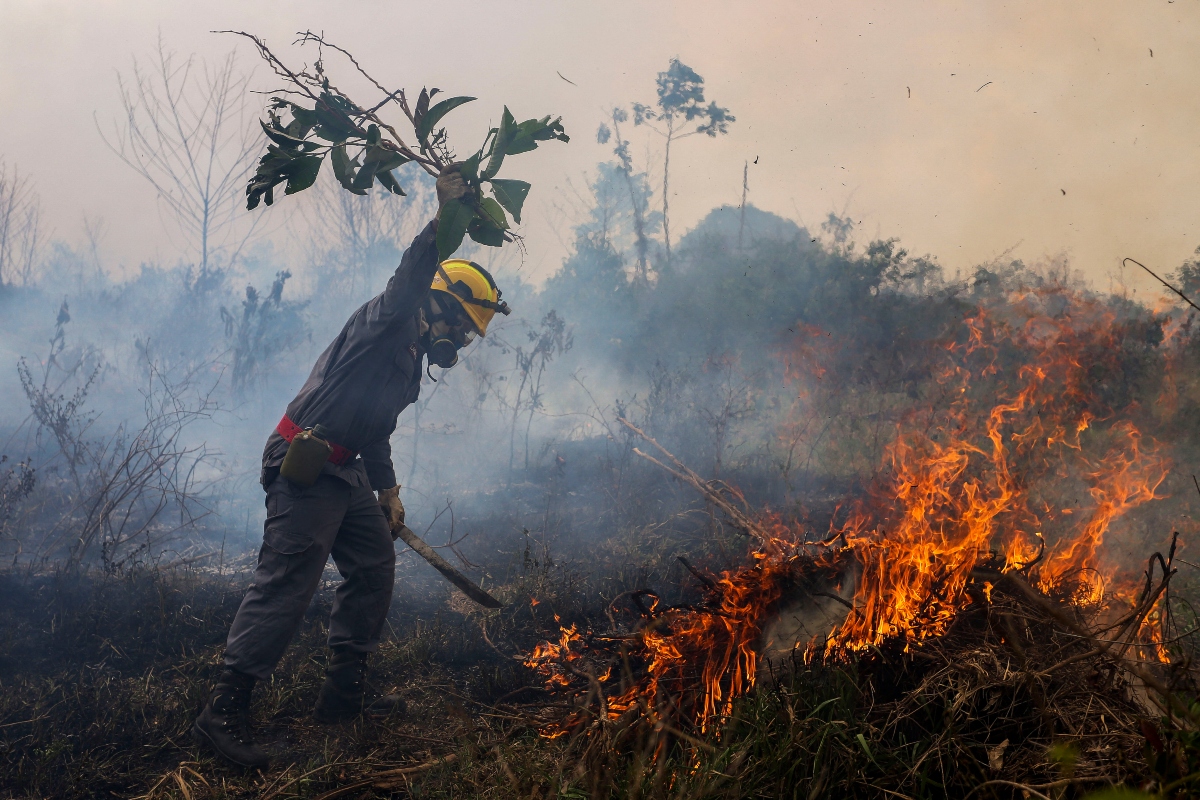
3;109;1199;601
757;568;856;680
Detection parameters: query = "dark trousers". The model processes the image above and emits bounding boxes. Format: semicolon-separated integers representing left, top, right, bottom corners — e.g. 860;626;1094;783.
223;474;395;681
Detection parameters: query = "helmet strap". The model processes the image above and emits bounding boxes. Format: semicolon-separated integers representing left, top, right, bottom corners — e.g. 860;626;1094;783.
435;263;511;317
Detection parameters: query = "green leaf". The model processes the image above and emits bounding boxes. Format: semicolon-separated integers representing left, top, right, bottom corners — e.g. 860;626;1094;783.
805;698;839;719
351;159;378;192
504;119;543;156
249;144;312;208
436;198;474;260
375;169;406;196
504;117;570;156
482;107;515;180
256;146;295;174
415;87;431;123
259;119;310;150
460;152;481;182
478;197;509;229
313;127;350;143
855;733;875;762
416;96;476;144
284;155;322;195
468;218;506;247
285;122;316;143
380;153;411;172
534;116;569;142
363;146;410;173
505;132;537;156
331;145;367;194
288;105;319;129
320;90;357;115
489;179;530;224
313;102;359;142
247;173;285;210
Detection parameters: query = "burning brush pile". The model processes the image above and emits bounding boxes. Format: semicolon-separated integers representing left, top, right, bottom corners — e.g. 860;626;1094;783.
521;288;1200;796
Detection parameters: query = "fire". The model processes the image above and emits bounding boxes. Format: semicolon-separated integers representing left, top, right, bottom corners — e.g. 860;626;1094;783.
523;623;581;688
524;533;801;731
1036;421;1165;588
818;300;1169;654
1003;531;1044;572
523;285;1176;734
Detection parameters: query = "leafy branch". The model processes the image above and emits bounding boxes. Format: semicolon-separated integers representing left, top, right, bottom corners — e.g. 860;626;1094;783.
218;30;569;258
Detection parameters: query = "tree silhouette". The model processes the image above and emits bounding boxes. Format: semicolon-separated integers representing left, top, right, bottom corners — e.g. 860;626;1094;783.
632;59;734;264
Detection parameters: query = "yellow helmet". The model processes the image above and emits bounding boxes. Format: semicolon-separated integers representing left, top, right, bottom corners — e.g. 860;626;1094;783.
430;259;510;336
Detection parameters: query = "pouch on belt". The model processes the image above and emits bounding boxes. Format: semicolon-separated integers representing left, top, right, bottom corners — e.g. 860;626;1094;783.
279;424;332;487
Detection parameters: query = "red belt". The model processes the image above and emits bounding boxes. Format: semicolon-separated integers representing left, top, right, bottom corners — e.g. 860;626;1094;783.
276;415;357;466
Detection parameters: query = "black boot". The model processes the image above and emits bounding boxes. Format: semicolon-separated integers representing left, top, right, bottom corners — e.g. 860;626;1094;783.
193;668;270;769
313;648;405;724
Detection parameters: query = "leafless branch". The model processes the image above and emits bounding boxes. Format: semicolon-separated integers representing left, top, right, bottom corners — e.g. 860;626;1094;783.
0;159;44;286
217;29;442;175
617;416;767;542
97;35;262;276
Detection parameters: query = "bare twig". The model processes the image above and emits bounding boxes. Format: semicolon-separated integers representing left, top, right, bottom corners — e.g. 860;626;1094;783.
98;36;262;274
1003;572;1193;721
618;416;766;541
217;29;441;174
677;555;720;594
1124;257;1200;314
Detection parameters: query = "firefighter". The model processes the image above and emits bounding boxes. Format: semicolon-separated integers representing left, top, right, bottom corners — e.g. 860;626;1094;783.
193;165;509;768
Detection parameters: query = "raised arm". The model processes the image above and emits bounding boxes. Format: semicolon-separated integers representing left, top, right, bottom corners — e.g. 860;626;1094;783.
368;165;473;326
375;220;442;323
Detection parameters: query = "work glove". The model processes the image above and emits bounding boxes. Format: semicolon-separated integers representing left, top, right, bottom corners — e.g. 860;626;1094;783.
436;162;472;208
378;485;405;540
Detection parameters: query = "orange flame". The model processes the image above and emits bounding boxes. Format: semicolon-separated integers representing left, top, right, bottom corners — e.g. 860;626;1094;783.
822;298;1168;654
524;286;1175;733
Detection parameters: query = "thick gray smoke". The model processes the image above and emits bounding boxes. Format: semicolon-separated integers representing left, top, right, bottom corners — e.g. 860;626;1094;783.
0;153;849;575
2;48;1193;595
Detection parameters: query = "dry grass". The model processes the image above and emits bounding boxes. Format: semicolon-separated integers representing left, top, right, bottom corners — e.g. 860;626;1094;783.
1;537;1197;800
2;556;1190;800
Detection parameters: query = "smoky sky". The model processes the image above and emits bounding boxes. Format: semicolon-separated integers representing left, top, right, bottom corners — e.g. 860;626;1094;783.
1;0;1198;297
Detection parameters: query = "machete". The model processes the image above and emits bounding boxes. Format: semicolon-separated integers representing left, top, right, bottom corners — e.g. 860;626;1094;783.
394;524;504;609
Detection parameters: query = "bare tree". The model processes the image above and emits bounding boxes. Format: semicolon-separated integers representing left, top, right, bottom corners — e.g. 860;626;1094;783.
0;159;44;287
486;311;573;481
220;269;307;397
16;350;220;571
98;37;261;281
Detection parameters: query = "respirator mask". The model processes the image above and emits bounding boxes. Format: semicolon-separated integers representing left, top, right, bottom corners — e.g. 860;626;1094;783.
424;295;477;369
427;337;459;369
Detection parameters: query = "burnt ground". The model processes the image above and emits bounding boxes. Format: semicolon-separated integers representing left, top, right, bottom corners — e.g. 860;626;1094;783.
0;559;571;800
2;549;1196;800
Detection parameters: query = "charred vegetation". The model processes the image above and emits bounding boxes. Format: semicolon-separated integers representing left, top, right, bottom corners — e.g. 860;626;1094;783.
3;44;1200;800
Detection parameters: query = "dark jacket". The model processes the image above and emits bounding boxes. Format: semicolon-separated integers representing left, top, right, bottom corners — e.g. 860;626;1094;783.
261;219;440;491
